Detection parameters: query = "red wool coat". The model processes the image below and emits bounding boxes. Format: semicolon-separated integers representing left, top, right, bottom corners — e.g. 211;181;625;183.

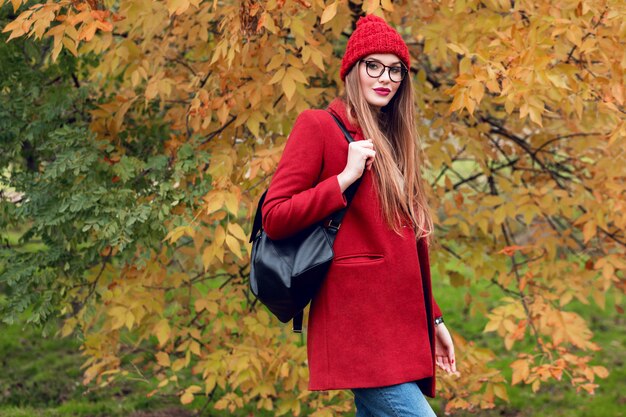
261;97;443;398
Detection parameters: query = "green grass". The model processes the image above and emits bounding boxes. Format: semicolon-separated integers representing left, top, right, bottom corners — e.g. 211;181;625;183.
0;321;185;417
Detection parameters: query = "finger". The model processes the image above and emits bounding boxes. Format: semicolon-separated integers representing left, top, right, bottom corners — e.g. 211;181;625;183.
443;356;451;373
435;356;443;370
437;357;446;371
357;140;374;148
450;354;457;373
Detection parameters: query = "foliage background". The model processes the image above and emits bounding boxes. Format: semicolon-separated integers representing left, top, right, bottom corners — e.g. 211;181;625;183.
1;0;625;415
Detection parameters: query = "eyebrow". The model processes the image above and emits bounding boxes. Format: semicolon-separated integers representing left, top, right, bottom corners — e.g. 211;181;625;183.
366;58;402;65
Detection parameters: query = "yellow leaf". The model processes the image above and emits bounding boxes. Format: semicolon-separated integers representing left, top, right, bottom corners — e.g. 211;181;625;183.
60;318;76;337
547;73;570;90
482;195;504;207
214;225;226;246
154;319;171;346
593;366;609;378
261;12;278;34
125;310;135;330
493;383;509;401
214;244;224;263
458;220;470;236
205;374;217;394
189;340;201;356
582;221;596;243
204;192;224;214
224;193;239;215
510;359;529;385
10;0;24;13
447;43;467;55
268;67;285;85
483;318;500;333
195;298;209;313
228;223;247;241
320;1;337;25
51;36;63;62
167;0;190;16
257;308;270;325
172;357;187;372
180;391;194;405
381;0;394;11
246;115;260;137
163;225;194;244
156;351;171;367
108;306;128;330
266;52;284;72
311;409;334;417
311;49;325;71
531;379;540;392
281;72;296;101
78;21;98;42
565;27;582;47
202;245;214;270
62;36;78;56
225;235;243;260
286;66;308;84
361;0;379;14
591;289;605;309
186;385;202;394
449;90;465;113
528;105;543;127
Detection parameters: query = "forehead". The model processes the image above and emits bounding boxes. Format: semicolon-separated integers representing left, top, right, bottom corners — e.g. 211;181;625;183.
363;53;402;65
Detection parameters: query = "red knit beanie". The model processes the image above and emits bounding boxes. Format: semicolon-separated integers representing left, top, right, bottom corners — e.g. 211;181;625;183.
340;14;411;82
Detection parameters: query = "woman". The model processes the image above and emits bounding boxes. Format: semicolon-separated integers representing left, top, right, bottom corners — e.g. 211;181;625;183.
261;14;457;417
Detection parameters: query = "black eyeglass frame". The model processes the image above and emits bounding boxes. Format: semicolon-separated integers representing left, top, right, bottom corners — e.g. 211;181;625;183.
360;59;408;83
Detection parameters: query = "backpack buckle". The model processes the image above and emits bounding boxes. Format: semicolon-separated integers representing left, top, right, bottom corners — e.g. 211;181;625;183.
325;219;341;231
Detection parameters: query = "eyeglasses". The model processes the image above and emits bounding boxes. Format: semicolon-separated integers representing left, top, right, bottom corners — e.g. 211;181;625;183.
360;60;408;83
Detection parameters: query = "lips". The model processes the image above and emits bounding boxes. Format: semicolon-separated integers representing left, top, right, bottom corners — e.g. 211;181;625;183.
373;88;390;96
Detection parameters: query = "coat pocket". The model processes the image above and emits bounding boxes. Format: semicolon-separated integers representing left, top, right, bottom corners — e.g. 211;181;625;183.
333;253;384;265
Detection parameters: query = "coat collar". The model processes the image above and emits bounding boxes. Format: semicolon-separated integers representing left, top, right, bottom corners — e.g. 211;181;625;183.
326;97;363;137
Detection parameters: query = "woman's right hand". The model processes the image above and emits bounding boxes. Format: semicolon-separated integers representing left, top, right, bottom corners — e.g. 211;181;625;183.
337;139;375;192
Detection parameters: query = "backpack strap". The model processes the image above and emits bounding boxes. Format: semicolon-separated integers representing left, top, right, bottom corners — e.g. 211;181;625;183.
323;110;363;232
293;311;304;333
249;189;268;243
292;111;363;333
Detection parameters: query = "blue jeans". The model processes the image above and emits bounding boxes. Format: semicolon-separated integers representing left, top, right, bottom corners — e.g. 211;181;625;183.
351;381;438;417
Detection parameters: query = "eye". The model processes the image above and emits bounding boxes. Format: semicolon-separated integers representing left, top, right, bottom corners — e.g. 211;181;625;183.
390;67;403;74
366;61;382;71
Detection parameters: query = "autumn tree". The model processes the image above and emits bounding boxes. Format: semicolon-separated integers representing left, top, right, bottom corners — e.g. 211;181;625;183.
1;0;624;414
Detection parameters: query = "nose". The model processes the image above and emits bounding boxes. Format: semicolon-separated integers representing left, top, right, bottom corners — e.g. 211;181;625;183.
379;68;392;83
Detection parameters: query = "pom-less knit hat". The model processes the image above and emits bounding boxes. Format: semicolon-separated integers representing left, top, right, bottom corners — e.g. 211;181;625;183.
340;14;411;82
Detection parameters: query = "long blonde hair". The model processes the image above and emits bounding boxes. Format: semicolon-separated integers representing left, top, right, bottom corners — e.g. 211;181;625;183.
342;61;434;242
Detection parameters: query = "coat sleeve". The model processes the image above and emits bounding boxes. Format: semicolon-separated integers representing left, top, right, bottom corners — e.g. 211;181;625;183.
261;110;348;240
417;235;444;320
433;298;443;319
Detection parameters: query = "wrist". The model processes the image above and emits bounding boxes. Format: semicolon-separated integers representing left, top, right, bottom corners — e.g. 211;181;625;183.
337;171;357;192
